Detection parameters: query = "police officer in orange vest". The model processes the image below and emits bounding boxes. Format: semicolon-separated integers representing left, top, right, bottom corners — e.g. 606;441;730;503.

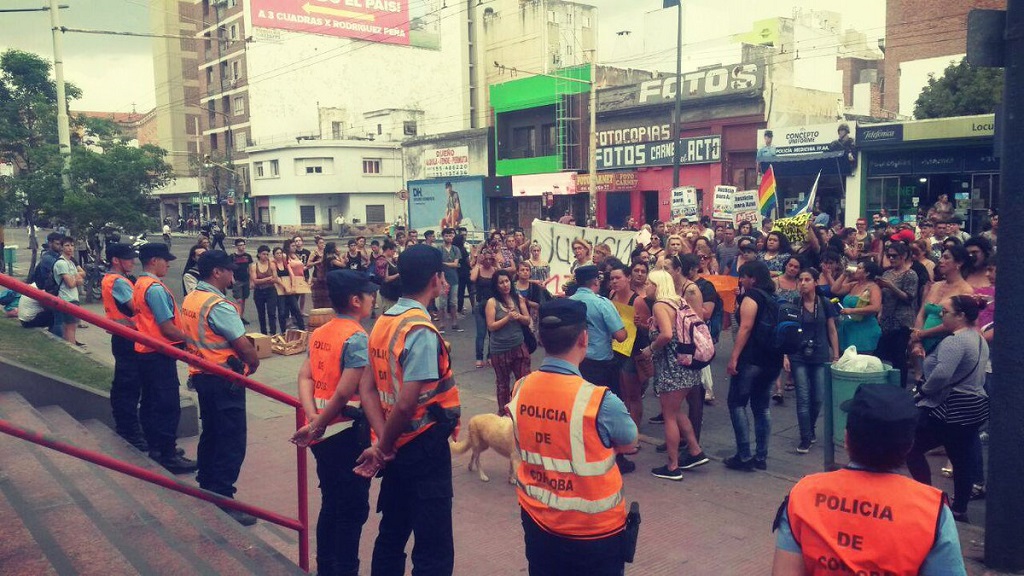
292;269;378;576
509;298;639;576
354;244;461;576
101;242;145;451
771;385;967;575
133;243;197;474
180;250;260;525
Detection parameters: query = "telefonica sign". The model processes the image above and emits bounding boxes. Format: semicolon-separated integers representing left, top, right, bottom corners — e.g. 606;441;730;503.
856;115;995;147
597;63;764;113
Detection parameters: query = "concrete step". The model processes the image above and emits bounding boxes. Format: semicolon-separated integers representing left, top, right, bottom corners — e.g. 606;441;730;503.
0;392;139;575
0;392;304;576
81;420;305;576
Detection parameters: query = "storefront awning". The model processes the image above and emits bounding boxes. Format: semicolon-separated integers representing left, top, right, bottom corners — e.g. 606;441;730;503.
759;151;853;177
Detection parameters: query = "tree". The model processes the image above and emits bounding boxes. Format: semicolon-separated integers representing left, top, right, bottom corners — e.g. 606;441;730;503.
0;49;172;272
914;59;1003;119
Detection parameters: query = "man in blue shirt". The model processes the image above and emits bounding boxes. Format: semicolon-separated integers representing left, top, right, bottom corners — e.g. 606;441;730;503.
771;385;965;575
569;265;631;472
181;250;260;525
31;231;63;335
102;243;145;451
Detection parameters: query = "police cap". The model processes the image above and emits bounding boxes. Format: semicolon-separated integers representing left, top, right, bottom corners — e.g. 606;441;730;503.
197;250;237;277
574;265;600;286
539;299;587;328
841;384;918;433
106;242;137;261
138;242;176;262
326;269;379;295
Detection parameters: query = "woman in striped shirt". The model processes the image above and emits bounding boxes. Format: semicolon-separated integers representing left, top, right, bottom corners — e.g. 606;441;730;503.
906;294;990;523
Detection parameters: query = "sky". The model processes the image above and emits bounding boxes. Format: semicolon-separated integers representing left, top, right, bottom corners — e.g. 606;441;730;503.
0;0;885;114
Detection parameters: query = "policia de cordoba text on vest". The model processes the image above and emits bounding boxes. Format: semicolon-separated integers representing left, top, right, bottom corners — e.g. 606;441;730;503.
813;493;894;522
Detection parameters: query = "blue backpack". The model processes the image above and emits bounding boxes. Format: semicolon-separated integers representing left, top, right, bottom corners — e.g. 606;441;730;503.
753;289;803;355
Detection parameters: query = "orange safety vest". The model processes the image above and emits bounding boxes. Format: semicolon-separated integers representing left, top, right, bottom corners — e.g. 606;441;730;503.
509;372;625;539
132;274;182;354
368;306;460;450
787;468;946;575
180;288;239;375
101;273;133;323
308;317;365;442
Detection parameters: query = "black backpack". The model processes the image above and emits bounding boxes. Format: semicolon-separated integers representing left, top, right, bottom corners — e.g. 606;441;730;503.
753;289;803;355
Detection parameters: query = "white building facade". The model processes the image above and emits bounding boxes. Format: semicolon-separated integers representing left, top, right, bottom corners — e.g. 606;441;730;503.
247;141;403;233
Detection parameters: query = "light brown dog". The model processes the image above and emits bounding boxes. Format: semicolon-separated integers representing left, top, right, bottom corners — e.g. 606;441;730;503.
449;413;520;484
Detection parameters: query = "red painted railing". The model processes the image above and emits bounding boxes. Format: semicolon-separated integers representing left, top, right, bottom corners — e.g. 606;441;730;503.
0;274;310;572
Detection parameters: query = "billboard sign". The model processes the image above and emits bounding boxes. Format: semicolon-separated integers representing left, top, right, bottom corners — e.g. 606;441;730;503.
597;63;764;113
423;146;470;178
596;135;721;170
757;122;857;157
408;177;486;234
251;0;412;46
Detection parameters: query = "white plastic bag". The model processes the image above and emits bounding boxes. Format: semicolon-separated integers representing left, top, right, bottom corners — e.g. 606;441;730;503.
833;345;883;372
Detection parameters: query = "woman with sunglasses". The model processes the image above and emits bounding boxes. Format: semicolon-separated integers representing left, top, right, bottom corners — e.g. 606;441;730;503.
906;295;989;522
834;261;883;355
875;241;919;387
694;237;719;274
569;238;593;274
647;234;665;267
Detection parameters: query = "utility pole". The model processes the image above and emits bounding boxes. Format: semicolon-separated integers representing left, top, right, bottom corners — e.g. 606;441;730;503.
49;0;72;191
670;0;683;191
588;54;598;226
984;1;1024;569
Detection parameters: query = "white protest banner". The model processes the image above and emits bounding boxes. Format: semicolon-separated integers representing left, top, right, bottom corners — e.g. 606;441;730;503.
733;189;760;226
530;219;637;295
712;185;736;221
670;186;698;220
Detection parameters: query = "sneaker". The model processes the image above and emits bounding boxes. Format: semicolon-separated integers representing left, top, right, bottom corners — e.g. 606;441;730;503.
438;329;447;334
723;455;755;471
772;393;784;405
651;465;683;481
453;326;465;332
810;434;817;444
678;452;710;470
971;483;986;500
220;505;258;526
704;393;715;405
615;454;636;474
649;413;665;424
796;440;812;454
753;458;767;470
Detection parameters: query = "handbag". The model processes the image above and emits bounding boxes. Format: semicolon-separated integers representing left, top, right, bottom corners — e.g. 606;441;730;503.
521;324;538;354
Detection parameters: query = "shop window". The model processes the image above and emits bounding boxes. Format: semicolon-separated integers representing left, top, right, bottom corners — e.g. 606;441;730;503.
512;126;536;158
299;205;316;225
540;123;557;156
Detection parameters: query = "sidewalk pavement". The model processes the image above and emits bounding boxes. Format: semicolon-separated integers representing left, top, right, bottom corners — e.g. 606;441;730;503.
60;299;992;574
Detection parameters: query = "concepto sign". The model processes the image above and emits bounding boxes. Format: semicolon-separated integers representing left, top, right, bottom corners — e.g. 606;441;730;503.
596;135;721;170
251;0;410;45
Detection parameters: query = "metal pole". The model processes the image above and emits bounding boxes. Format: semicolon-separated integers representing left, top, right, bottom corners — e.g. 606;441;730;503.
49;0;72;191
986;0;1024;569
195;117;204;227
295;409;310;572
671;1;683;190
588;55;598;226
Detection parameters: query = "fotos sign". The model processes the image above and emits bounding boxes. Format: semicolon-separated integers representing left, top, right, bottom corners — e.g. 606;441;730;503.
251;0;411;46
595;135;721;170
423;146;470;178
530;220;637;295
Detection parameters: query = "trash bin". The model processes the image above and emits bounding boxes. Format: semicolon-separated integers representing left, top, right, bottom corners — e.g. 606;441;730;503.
3;246;16;276
827;363;901;447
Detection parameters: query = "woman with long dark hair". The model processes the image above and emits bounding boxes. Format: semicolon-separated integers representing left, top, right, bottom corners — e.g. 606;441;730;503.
485;269;531;414
759;231;792;276
250;245;278;335
911;246;975;360
274;245;305;330
906;294;989;522
834;261;883;355
724;260;784;471
471;248;499;368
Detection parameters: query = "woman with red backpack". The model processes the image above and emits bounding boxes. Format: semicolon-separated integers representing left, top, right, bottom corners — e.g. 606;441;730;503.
640;269;710;481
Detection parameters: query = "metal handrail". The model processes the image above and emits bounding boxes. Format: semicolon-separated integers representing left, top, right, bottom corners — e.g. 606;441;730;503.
0;274;310;572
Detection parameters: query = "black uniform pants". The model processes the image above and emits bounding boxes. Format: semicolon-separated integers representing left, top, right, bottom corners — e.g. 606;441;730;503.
581;358;621;398
109;335;142;437
310;427;371;576
521;509;625;576
193;374;247;498
138;353;182;457
370;424;454;576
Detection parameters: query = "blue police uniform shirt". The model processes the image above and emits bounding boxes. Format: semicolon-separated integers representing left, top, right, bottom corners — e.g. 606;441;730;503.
384;297;441;382
336;313;369;371
109;274;134;305
195;281;245;341
569;287;625;362
538;357;637;448
774;463;966;575
140;272;177;324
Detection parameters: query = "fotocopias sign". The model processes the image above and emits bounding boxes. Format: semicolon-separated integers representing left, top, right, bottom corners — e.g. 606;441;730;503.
251;0;411;46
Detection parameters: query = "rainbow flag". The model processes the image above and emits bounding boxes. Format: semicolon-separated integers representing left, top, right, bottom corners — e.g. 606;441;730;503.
758;165;777;216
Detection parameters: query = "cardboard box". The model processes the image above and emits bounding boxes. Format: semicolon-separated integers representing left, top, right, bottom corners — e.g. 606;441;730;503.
245;332;273;359
271;329;309;356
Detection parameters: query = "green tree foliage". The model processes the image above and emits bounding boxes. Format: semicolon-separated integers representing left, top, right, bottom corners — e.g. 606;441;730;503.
0;49;171;237
914;59;1003;119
